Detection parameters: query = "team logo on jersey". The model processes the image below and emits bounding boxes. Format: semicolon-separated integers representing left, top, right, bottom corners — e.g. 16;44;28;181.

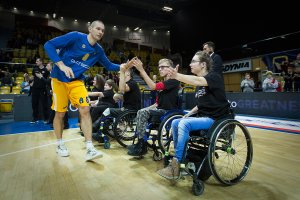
82;44;86;48
82;53;89;61
79;97;84;104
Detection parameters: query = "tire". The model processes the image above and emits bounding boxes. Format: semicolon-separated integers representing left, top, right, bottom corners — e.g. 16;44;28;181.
157;112;184;154
113;110;137;148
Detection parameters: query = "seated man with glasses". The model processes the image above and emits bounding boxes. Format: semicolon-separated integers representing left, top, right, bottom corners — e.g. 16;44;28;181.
127;58;180;156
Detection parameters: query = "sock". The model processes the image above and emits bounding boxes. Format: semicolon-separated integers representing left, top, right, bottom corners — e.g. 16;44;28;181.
57;139;63;146
86;140;94;149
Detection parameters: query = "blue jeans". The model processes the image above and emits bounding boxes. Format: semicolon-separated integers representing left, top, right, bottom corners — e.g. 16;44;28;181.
172;117;214;162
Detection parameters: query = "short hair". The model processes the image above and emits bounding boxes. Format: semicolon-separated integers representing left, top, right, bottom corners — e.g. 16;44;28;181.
194;51;213;72
36;58;43;63
203;41;215;51
89;20;104;28
158;58;174;68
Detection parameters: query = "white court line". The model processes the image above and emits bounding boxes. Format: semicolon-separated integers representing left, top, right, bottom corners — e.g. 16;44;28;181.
0;137;83;158
0;128;78;137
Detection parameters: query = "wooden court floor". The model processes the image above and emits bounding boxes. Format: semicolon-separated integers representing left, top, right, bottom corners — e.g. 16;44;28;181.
0;127;299;200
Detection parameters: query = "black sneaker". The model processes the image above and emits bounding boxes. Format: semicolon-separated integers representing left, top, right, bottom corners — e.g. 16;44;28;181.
128;140;147;156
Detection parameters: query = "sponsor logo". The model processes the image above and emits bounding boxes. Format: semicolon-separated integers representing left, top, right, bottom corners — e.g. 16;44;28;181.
223;59;251;73
71;59;89;69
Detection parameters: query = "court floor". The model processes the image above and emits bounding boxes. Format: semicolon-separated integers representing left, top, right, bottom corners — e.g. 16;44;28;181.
0;116;299;200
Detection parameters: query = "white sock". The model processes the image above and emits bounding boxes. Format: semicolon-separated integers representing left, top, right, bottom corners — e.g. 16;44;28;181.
57;139;64;146
86;140;94;149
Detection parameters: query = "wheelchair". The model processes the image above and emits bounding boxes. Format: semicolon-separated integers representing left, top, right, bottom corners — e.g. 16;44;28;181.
112;87;193;160
91;101;124;149
92;115;115;149
162;113;253;196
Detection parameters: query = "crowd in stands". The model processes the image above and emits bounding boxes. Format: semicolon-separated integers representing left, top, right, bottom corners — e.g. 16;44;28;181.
1;23;300;95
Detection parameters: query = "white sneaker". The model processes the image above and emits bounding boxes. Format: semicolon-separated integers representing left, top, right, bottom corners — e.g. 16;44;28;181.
56;144;69;157
86;147;103;161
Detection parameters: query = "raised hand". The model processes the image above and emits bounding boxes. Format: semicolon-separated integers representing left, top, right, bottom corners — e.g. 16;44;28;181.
132;58;144;72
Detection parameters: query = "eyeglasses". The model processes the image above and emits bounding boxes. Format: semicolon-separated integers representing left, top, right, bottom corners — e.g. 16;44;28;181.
158;66;170;69
190;60;200;64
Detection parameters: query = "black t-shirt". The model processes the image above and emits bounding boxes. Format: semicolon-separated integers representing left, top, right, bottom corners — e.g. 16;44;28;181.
98;89;116;106
123;79;141;110
196;71;230;119
90;87;103;101
157;79;180;110
32;66;49;89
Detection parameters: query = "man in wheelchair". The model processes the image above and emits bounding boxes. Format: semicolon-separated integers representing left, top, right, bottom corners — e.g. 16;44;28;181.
157;51;231;180
127;58;180;156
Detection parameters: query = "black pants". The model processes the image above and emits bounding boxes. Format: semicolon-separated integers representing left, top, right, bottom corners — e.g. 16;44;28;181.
90;104;115;122
31;87;49;121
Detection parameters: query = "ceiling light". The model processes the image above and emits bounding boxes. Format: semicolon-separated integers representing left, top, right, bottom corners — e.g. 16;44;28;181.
162;6;173;12
134;27;139;31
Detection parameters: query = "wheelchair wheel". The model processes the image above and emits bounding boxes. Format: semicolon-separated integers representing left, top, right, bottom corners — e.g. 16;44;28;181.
104;141;110;149
101;117;115;138
152;151;163;161
157;112;184;154
113;110;137;148
192;179;204;196
208;119;253;185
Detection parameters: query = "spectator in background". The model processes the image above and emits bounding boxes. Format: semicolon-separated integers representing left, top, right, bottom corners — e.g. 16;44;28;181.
262;71;278;92
283;67;294;92
292;53;300;92
202;41;223;75
0;72;14;89
30;58;50;123
240;73;255;92
20;76;30;94
293;67;300;92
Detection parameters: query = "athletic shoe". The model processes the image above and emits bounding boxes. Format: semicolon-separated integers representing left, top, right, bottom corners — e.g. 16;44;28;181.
86;147;103;161
56;144;69;157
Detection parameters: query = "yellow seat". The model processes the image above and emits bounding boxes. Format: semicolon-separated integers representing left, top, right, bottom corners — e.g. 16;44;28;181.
1;86;10;90
16;77;24;81
15;80;22;85
0;90;10;94
27;68;33;73
0;99;13;112
12;90;21;94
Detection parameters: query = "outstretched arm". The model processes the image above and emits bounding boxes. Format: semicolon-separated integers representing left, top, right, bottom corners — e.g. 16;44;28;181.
133;59;156;90
166;67;208;86
119;64;127;94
